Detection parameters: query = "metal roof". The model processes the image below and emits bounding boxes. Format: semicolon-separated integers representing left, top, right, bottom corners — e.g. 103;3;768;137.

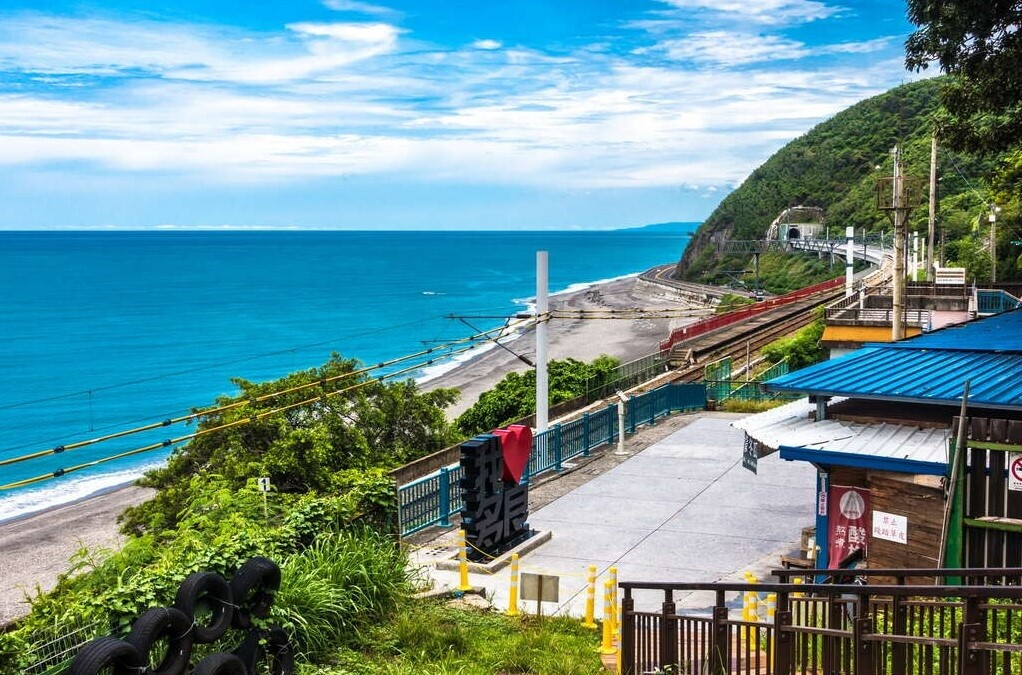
766;310;1022;410
733;398;949;475
881;308;1022;352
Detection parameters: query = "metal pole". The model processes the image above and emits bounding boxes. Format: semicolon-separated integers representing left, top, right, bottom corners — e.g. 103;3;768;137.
536;251;549;433
845;226;854;297
989;208;998;283
938;381;970;571
927;134;937;281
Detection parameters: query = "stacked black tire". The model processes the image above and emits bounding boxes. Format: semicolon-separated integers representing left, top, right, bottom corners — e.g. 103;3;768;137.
67;557;294;675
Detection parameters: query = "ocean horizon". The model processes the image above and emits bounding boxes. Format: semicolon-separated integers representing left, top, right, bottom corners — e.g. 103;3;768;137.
0;227;692;522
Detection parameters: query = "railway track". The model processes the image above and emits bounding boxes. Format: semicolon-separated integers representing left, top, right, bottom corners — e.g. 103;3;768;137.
634;286;846;391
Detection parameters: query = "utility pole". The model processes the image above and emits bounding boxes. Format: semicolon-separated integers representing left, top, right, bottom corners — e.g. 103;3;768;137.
878;146;922;342
892;147;906;341
927;134;937;281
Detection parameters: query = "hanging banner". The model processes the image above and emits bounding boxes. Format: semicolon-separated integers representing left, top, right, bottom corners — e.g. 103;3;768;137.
828;485;870;569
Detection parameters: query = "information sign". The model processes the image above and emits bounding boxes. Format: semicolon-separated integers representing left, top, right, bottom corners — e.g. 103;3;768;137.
1009;453;1022;492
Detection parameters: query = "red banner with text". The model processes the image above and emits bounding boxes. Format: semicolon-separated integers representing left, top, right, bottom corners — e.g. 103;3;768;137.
828;485;870;569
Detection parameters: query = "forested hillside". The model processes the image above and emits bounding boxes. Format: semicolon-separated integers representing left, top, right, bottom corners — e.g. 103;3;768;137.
674;77;1014;292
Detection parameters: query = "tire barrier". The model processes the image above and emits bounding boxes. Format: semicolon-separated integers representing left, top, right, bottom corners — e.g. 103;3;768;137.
192;652;248;675
67;637;142;675
174;571;234;643
124;606;193;675
66;557;293;675
228;556;281;629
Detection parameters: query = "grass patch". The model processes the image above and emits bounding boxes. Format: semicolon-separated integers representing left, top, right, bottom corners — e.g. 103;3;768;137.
719;398;790;413
300;600;606;674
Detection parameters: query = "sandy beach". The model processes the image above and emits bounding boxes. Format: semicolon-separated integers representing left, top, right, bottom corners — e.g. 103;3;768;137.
424;274;703;418
0;271;702;625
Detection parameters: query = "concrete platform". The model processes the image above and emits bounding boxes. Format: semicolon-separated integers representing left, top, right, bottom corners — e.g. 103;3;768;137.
409;413;817;617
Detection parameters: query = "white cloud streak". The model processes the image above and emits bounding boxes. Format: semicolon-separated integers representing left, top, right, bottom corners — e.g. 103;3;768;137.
0;9;909;191
322;0;397;16
655;0;842;25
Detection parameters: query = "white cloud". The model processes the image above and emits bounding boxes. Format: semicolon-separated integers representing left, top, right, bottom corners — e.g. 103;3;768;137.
322;0;397;16
471;39;502;50
0;16;403;84
0;10;910;192
658;32;808;66
655;0;841;25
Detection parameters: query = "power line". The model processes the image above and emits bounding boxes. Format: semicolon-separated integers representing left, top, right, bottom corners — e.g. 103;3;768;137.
0;320;526;471
0;308;517;413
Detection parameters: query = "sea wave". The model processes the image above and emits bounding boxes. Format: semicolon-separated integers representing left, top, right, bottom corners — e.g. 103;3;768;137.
511;271;640;306
0;460;161;525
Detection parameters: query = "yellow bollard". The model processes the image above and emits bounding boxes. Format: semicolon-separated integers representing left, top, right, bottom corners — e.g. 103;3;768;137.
507;553;520;616
581;564;598;629
792;576;804;598
609;566;619;634
457;529;472;592
599;580;617;655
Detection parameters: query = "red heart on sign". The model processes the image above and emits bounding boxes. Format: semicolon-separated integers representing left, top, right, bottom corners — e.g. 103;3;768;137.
492;424;533;484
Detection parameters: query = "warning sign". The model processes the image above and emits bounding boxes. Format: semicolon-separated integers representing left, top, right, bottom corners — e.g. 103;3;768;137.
1009;453;1022;492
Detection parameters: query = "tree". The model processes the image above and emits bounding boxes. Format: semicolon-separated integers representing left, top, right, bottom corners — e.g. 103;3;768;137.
905;1;1022;153
120;354;459;536
455;356;619;436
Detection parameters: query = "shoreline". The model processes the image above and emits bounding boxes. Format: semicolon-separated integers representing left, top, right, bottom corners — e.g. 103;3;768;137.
0;268;705;625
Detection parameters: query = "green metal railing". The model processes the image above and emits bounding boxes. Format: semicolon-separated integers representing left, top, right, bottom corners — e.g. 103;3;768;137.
585;352;670;402
397;382;706;537
976;288;1021;315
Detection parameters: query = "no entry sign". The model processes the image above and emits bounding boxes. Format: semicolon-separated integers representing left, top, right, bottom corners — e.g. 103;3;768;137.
1010;453;1022;492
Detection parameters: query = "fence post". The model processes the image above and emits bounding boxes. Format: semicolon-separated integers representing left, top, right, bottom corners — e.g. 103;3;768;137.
582;412;591;456
620;590;635;675
709;589;728;675
773;590;793;674
554;423;563;471
890;594;907;675
438;467;451;528
658;590;677;672
958;596;988;675
853;592;874;675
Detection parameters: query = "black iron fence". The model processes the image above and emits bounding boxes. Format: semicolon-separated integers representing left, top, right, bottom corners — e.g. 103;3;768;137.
620;572;1022;675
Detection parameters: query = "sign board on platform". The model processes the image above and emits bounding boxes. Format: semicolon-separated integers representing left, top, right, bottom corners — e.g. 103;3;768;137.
1009;453;1022;492
872;510;908;544
742;434;758;474
520;573;559;604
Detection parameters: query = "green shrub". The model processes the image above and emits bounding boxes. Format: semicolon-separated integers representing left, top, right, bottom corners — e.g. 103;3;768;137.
455;355;619;435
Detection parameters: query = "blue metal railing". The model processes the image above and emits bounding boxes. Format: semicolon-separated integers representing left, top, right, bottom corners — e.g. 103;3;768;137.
396;382;706;536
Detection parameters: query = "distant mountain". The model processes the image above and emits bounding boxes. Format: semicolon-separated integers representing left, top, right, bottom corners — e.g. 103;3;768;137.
672;77;1003;291
621;221;700;234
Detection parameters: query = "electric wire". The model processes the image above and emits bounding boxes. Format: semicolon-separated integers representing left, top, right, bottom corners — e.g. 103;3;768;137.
0;339;488;492
0;319;532;470
0;306;523;413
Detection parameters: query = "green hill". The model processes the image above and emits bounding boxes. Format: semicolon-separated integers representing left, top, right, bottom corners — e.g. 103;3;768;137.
674;77;1008;292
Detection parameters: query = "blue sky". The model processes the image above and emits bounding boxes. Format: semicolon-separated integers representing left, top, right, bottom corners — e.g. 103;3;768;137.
0;0;918;230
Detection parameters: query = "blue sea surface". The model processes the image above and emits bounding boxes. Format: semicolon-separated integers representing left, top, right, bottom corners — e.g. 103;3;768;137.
0;228;690;520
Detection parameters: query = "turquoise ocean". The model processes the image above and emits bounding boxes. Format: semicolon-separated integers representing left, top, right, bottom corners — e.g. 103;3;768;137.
0;228;691;521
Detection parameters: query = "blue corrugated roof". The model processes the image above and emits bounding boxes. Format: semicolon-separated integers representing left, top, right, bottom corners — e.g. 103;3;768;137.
767;310;1022;410
878;308;1022;352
